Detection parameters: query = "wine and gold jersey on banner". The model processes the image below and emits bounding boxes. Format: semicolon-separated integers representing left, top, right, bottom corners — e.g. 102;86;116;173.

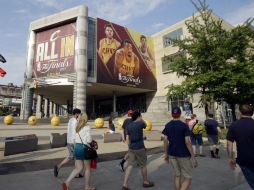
119;54;135;76
100;38;119;64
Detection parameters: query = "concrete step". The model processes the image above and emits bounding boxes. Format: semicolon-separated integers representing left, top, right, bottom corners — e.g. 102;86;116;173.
141;112;170;125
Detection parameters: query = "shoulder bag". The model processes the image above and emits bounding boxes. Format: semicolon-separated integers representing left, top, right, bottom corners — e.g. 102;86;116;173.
78;133;98;159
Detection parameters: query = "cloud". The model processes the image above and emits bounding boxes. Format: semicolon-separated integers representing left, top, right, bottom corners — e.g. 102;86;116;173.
152;22;165;29
89;0;167;24
5;33;22;37
34;0;63;10
27;0;168;25
13;9;28;14
224;2;254;25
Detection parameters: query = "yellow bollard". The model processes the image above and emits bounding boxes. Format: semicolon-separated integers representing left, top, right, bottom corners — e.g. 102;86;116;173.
28;116;37;126
51;116;60;126
115;117;125;130
94;118;104;128
4;115;14;125
143;120;152;131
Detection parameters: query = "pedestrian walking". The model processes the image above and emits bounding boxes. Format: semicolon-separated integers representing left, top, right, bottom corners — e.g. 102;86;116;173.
62;113;96;190
204;113;221;158
122;111;154;190
119;109;133;172
188;114;205;157
227;104;254;189
163;106;197;190
54;108;83;178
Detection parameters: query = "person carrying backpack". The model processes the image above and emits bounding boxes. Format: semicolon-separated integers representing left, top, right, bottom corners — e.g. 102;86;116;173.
188;114;205;157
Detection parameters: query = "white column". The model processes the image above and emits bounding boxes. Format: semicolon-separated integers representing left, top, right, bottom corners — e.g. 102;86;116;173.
75;8;88;113
53;103;57;115
112;91;118;118
49;101;53;117
44;98;49;118
20;30;35;119
36;95;42;118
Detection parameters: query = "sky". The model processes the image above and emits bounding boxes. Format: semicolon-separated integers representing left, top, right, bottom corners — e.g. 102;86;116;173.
0;0;253;86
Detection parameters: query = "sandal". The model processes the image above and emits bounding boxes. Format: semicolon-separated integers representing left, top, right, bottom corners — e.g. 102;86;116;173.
62;182;68;190
143;181;154;188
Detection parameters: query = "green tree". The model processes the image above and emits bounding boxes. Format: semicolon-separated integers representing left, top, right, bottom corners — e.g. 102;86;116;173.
166;0;254;121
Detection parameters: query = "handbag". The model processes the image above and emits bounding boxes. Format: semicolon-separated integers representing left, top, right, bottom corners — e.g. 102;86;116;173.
85;145;98;159
78;133;98;159
90;140;98;150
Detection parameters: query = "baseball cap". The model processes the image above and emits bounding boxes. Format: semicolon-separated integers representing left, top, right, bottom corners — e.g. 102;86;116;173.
172;107;181;118
127;110;133;117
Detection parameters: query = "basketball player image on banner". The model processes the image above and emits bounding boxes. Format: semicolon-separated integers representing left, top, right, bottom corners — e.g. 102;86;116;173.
139;35;155;70
114;39;140;81
98;24;121;65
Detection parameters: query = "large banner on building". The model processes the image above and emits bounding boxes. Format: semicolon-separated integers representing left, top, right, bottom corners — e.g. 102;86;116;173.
97;18;156;90
33;22;76;78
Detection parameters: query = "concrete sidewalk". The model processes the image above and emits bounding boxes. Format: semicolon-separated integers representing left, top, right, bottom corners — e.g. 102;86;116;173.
0;123;251;190
0;148;251;190
0;123;164;162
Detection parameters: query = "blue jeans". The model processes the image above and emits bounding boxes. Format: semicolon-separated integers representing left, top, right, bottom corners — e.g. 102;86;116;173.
240;165;254;189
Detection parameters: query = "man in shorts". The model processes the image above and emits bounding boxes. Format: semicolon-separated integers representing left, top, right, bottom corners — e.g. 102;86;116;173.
204;113;221;158
163;106;197;190
122;111;154;190
119;109;133;172
54;108;82;177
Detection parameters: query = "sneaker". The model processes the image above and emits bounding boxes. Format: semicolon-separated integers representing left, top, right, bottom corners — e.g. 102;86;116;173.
199;154;206;157
120;162;125;172
54;165;58;177
62;182;68;190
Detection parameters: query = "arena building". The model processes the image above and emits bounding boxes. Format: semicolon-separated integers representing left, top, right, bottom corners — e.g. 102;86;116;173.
20;5;234;122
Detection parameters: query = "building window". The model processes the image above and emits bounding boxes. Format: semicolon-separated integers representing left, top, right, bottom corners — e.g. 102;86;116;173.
161;51;185;73
88;59;94;77
163;28;183;48
87;18;96;78
169;95;186;111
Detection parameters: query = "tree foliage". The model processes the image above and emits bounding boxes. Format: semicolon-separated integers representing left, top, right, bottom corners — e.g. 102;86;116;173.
166;0;254;120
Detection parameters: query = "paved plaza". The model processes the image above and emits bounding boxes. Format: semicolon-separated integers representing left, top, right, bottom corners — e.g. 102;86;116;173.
0;122;251;190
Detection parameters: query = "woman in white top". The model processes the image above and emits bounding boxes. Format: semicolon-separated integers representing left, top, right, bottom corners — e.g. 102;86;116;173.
63;113;96;190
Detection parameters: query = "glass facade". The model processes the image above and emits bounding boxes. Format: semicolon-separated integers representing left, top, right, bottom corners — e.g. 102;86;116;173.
87;18;96;78
161;51;185;73
169;95;186;111
163;28;183;47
